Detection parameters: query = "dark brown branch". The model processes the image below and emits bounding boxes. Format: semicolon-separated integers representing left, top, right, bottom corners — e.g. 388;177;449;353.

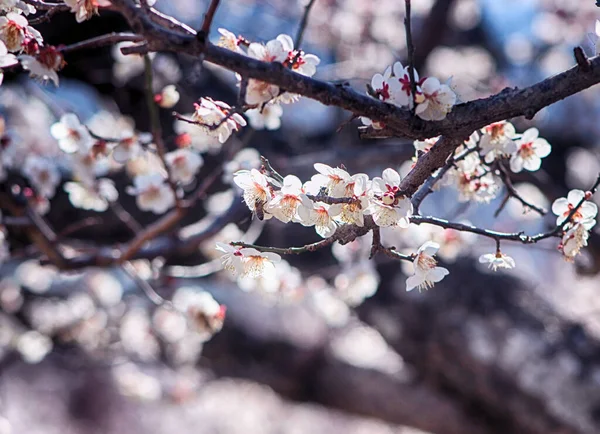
295;0;317;48
574;46;591;72
109;0;600;141
404;0;418;111
230;237;336;255
497;162;547;216
199;0;221;36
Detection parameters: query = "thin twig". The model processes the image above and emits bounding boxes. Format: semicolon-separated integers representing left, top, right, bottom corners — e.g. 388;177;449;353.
58;33;144;53
497;162;547;216
231;237;336;255
260;156;285;183
295;0;317;48
404;0;418;111
122;261;169;306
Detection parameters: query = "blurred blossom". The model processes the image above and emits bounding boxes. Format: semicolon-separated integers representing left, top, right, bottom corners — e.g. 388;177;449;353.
308;278;350;327
222;148;261;183
120;308;160;361
0;415;11;434
14;260;57;293
566;148;600;188
330;325;404;375
113;363;162;401
86;271;123;307
0;278;22;313
172;287;225;339
112;42;150;84
15;330;52;364
334;261;380;307
451;0;481;31
152;305;188;343
504;34;533;66
205;189;235;215
539;47;574;76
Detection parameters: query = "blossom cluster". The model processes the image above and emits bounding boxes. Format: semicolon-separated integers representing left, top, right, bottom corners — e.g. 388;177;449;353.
361;61;457;124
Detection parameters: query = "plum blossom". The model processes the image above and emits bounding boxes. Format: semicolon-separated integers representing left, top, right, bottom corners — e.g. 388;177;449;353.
233;168;273;218
266;175;304;223
240;248;281;278
367;168;413;227
391;61;421;107
509;127;551;173
223;148;261;183
215;242;246;275
64;179;118;212
19;45;65;86
217;28;244;53
63;0;106;23
0;12;40;52
338;174;370;227
415;77;456;121
560;223;589;261
22;155;60;198
172;288;226;336
448;153;499;203
50;113;93;153
245;103;283;130
310;163;351;198
479;121;517;163
297;195;341;238
165;148;203;185
154;84;180;109
126;173;175;214
551;189;598;229
369;65;400;104
479;251;516;271
245;35;290;105
406;241;449;291
0;40;17;84
192;97;246;145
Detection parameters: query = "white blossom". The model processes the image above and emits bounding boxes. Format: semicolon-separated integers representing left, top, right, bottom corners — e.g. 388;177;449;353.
22;155;60;198
267;175;304;223
63;0;100;23
63;179;118;212
217;28;244;53
233;168;273;217
406;241;449;291
0;40;17;85
165;148;203;185
192;97;246;145
509;127;551;173
561;223;589;261
126;173;175;214
245;103;283;130
479;121;517;163
0;12;39;52
154;84;180;109
240;247;281;278
215;242;245;275
367;168;413;227
19;46;64;86
479;251;516;271
415;77;456;121
551;189;597;229
297;195;342;238
50;113;93;153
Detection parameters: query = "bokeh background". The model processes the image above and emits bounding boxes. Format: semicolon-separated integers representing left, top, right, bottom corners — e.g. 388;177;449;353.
2;0;600;433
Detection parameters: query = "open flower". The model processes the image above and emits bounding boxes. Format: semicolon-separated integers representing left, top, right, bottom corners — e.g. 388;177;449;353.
479;121;517;163
509;127;551;173
215;242;245;275
165;148;203;185
367;168;413;227
240;248;281;278
560;223;589;261
0;12;40;52
338;174;370;227
391;61;421;107
267;175;304;223
64;0;103;23
192;97;246;145
479;251;516;271
551;189;597;229
126;173;175;214
19;45;65;86
310;163;351;198
0;40;17;85
50;113;93;154
415;77;456;121
406;241;449;291
233;168;273;217
217;28;244;53
297;195;341;238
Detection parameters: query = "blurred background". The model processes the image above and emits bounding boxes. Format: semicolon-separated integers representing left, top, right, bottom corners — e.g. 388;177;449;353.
2;0;600;433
